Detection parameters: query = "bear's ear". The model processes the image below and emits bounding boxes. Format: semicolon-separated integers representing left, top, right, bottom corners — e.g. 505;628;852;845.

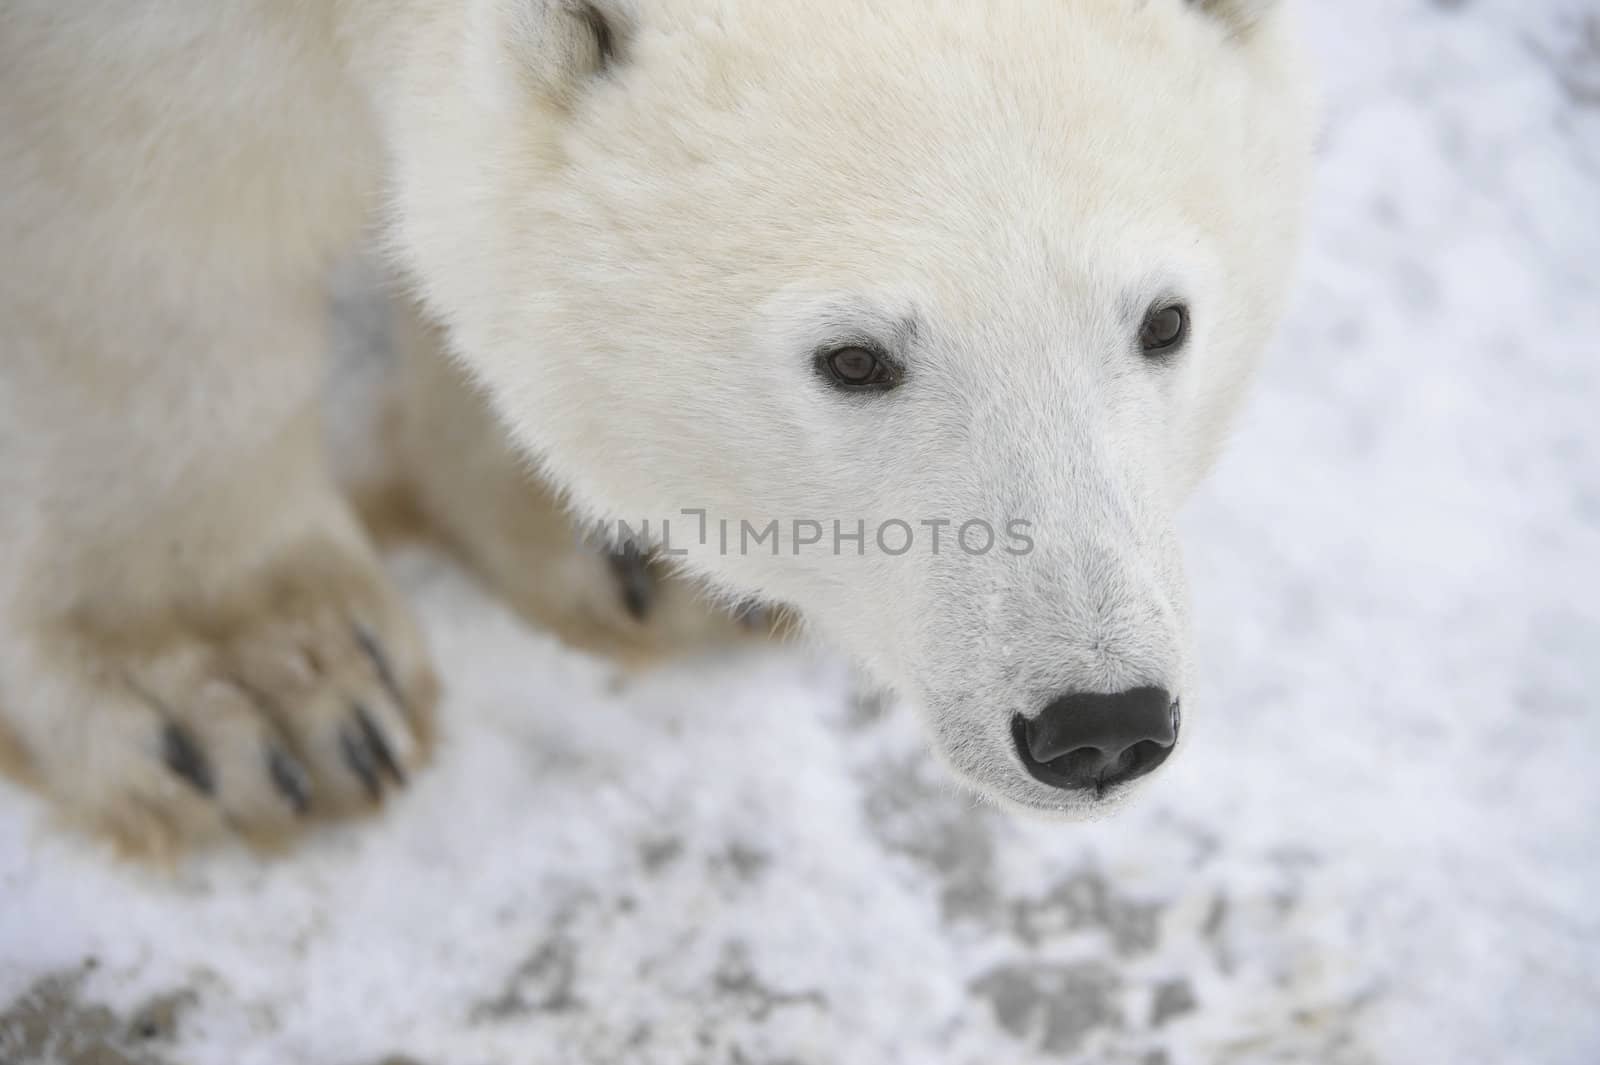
481;0;634;110
1189;0;1281;35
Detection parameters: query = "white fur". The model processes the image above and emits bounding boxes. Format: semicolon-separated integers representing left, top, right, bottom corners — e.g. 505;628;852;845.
389;0;1316;813
0;0;1314;846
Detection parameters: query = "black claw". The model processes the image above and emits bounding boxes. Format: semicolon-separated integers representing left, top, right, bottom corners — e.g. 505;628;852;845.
266;746;313;815
161;723;214;797
608;543;654;622
353;623;407;712
354;703;406;787
339;724;383;802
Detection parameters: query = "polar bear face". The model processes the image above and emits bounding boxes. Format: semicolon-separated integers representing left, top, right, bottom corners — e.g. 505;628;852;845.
397;0;1314;814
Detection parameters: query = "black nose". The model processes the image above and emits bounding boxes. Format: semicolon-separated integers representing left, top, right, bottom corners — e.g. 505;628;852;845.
1011;687;1179;795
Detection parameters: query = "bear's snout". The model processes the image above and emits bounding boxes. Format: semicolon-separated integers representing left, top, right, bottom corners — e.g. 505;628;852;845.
1011;687;1179;797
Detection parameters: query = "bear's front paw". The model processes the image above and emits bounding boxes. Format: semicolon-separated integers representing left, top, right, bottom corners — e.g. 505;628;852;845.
0;547;438;859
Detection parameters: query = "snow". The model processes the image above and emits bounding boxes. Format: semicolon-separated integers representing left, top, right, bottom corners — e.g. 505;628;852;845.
3;1;1598;1063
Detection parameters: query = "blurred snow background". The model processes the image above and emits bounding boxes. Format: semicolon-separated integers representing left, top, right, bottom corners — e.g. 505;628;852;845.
2;1;1597;1063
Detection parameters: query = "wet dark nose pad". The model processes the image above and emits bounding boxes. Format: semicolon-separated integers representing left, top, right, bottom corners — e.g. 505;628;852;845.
1011;687;1179;794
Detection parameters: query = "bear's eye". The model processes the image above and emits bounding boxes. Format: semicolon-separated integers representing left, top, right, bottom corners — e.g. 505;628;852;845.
819;345;901;392
1139;304;1190;356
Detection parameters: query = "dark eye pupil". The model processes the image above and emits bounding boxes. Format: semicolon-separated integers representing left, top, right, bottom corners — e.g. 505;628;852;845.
1141;305;1189;353
829;347;881;384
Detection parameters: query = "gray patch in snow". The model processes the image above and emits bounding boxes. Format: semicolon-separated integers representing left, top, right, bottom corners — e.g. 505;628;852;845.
639;835;685;872
1152;810;1222;867
712;942;828;1021
1524;10;1600;107
471;924;582;1021
1010;869;1165;957
1201;893;1235;975
0;963;191;1065
717;841;772;881
970;960;1124;1056
728;1049;808;1065
862;756;1000;924
1149;979;1198;1027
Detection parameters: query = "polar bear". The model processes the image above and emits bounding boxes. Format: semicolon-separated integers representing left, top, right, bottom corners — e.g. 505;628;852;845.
0;0;1312;855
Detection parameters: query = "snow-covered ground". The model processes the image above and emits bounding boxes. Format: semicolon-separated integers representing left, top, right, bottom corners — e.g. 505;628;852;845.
3;2;1597;1063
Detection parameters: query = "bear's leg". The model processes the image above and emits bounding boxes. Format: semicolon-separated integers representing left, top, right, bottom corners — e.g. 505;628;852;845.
386;295;774;661
0;275;439;859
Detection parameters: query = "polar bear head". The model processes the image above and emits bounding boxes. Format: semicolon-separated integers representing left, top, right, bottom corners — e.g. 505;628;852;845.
393;0;1315;815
